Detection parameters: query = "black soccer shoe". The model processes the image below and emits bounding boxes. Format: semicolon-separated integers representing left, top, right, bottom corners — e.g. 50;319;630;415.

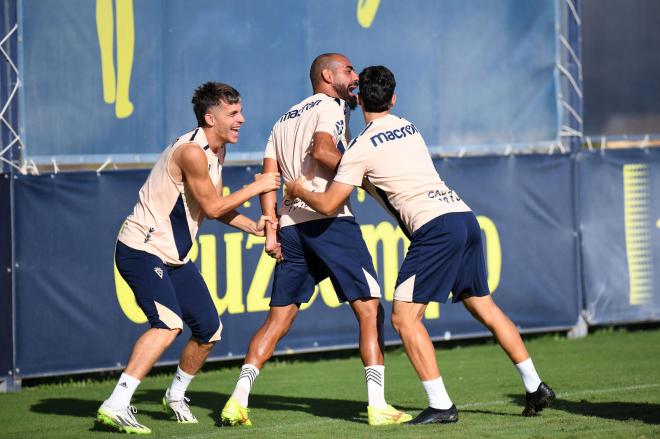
522;382;556;417
406;404;459;425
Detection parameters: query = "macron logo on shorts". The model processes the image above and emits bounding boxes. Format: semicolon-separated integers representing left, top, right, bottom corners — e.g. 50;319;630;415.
154;267;164;279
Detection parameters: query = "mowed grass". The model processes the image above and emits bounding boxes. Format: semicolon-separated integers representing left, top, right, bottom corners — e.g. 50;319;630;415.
1;328;659;438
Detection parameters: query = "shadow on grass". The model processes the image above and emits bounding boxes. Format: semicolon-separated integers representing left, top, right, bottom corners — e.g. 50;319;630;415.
502;394;660;425
31;390;420;426
552;399;660;425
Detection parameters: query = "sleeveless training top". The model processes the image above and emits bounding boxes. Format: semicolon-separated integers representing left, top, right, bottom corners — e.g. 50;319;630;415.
118;127;221;265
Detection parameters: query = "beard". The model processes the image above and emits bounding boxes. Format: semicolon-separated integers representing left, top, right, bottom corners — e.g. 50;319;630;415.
333;82;358;110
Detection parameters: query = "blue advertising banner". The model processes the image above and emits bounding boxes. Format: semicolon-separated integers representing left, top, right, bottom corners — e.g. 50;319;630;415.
0;173;13;381
582;0;660;136
578;149;660;324
20;0;559;163
12;155;579;378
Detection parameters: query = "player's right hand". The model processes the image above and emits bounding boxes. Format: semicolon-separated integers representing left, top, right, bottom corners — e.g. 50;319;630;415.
284;177;305;200
254;172;281;193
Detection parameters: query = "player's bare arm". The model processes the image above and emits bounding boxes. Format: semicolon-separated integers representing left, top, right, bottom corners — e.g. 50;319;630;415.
311;131;342;172
286;178;353;216
213;168;277;237
218;211;277;237
260;157;283;261
173;143;280;219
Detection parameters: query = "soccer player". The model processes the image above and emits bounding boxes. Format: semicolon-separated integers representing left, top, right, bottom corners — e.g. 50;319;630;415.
287;66;556;424
96;82;281;434
220;54;411;427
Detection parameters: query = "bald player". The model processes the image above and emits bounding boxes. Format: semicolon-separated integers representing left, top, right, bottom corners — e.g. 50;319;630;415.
287;66;556;425
96;82;280;435
220;54;411;427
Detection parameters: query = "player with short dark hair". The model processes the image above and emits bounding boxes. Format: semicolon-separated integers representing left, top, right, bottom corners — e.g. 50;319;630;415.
287;65;556;425
220;54;411;427
96;82;280;434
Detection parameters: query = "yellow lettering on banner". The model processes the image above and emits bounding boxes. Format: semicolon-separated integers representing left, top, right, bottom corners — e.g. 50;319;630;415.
476;215;501;293
318;278;342;308
188;236;199;261
195;233;246;315
425;302;440;320
357;187;366;203
360;222;410;301
356;0;381;28
299;289;318;311
622;164;653;305
198;234;221;307
245;235;276;312
114;261;147;323
300;279;343;309
95;0;134;118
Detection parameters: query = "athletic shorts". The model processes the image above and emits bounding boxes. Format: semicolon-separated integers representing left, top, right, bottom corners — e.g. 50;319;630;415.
393;212;490;304
115;240;222;342
270;217;381;306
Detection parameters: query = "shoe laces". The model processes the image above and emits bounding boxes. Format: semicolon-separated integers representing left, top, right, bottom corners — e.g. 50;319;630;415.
169;397;193;413
125;405;140;423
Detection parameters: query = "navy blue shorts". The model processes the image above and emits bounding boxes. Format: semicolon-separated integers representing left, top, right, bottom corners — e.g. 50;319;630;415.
115;240;222;342
394;212;490;304
270;217;381;306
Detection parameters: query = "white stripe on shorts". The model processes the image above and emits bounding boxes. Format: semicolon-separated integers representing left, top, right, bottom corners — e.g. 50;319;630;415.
363;268;382;298
393;274;416;302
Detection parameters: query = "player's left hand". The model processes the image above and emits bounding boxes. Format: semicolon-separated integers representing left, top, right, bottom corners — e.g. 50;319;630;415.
265;228;283;262
255;215;278;237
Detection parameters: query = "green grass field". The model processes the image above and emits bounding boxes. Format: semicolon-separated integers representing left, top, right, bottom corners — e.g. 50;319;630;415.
1;328;659;438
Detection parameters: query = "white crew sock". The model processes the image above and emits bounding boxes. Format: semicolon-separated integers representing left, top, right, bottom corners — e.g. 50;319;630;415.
231;364;260;407
422;376;453;410
515;358;542;393
106;373;141;408
168;366;195;401
364;365;387;409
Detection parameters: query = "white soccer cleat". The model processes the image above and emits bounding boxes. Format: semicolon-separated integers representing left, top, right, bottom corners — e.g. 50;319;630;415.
162;388;198;423
96;401;152;434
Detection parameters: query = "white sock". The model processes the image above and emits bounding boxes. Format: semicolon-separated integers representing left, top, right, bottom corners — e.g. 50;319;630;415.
168;366;195;401
365;365;387;409
516;358;542;393
231;364;259;407
106;373;141;408
422;376;453;410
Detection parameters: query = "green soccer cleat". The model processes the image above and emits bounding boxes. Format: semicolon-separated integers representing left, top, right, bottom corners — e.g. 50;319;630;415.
220;396;252;426
96;401;152;434
367;404;413;426
162;388;198;423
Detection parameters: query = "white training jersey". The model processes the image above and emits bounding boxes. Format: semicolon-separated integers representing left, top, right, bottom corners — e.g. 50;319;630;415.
118;127;222;265
264;93;353;227
334;114;471;236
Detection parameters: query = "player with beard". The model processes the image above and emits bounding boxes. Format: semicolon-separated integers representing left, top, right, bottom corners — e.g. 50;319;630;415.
220;54;411;427
287;65;556;424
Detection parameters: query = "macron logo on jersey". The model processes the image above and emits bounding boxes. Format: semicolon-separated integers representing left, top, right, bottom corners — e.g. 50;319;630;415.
279;99;323;123
369;123;419;147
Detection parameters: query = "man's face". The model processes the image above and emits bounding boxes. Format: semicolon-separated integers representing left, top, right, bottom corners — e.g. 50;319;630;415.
330;56;359;110
207;100;245;145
